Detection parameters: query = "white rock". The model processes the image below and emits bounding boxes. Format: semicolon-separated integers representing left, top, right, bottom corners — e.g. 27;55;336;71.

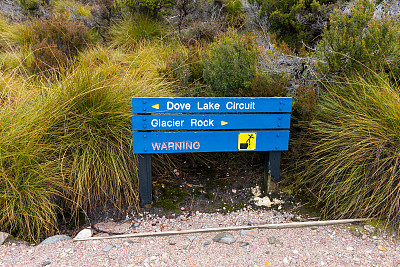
0;232;10;245
346;246;354;251
74;229;93;239
283;257;289;264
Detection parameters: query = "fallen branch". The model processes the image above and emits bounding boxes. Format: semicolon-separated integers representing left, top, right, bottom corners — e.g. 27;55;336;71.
73;218;374;242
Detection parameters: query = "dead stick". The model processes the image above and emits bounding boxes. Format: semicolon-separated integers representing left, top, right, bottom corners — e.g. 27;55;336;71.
73;218;374;241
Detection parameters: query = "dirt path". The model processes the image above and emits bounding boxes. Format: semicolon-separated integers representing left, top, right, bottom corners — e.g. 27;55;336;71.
1;208;399;267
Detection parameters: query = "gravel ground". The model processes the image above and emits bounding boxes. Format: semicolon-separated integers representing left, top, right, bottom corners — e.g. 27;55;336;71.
1;208;399;267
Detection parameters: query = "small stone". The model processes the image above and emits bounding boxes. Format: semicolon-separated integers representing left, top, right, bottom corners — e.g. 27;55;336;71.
102;245;113;252
150;256;158;261
169;242;176;245
0;232;10;246
42;261;51;266
311;227;318;230
377;245;387;252
268;236;283;246
238;241;250;247
362;234;367;240
292;250;299;254
203;242;211;247
283;257;289;264
268;236;277;244
74;229;93;239
132;222;141;228
115;245;121;249
126;240;140;244
346;246;354;251
187;235;196;242
292;259;297;264
144;258;149;263
364;225;376;234
240;229;257;237
212;232;236;244
350;230;362;238
40;235;71;245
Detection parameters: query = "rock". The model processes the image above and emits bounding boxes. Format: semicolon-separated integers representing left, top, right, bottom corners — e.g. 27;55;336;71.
377;245;387;252
212;233;236;244
364;225;376;234
0;232;10;245
132;222;141;228
187;235;196;242
350;230;362;238
42;261;51;266
74;229;93;239
268;236;283;246
169;242;176;245
346;246;354;251
238;241;250;247
40;235;71;245
102;244;114;252
203;242;211;246
311;227;318;230
150;256;158;261
283;257;289;264
240;229;257;237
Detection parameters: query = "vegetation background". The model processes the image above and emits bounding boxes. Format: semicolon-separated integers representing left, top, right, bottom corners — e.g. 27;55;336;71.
0;0;400;242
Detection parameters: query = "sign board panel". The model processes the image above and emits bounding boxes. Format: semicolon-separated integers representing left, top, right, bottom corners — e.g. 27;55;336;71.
132;97;292;114
132;130;289;154
132;114;291;131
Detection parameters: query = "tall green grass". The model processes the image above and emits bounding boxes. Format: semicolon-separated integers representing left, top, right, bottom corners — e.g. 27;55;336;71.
296;74;400;228
109;15;166;49
0;45;173;241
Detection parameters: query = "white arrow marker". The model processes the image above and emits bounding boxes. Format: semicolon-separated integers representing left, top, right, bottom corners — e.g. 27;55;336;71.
221;121;228;126
152;104;159;109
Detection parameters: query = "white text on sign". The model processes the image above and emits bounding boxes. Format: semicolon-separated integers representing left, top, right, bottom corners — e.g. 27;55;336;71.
165;101;255;111
151;141;200;151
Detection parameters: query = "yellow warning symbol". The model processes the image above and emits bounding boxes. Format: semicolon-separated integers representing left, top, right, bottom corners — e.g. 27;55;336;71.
238;132;256;151
221;121;228;126
152;104;159;109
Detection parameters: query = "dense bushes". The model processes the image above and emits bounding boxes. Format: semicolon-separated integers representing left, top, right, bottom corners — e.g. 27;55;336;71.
317;0;400;78
27;15;91;73
296;75;400;227
249;0;337;47
202;30;257;96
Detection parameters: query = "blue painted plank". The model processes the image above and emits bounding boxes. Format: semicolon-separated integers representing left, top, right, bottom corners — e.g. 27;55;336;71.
132;114;291;131
132;97;292;113
132;131;289;154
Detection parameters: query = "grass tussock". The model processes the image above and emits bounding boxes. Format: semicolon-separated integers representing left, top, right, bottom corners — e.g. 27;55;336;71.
296;74;400;228
109;15;166;49
0;46;173;241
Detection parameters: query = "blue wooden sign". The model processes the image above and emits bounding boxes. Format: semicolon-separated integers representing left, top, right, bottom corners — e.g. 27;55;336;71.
132;97;292;113
132;131;289;154
133;96;293;206
132;114;291;131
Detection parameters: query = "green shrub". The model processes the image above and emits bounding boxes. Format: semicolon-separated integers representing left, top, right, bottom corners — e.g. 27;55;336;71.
317;0;400;78
201;30;257;96
27;15;91;73
109;15;165;49
249;0;335;47
115;0;173;16
296;74;400;227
